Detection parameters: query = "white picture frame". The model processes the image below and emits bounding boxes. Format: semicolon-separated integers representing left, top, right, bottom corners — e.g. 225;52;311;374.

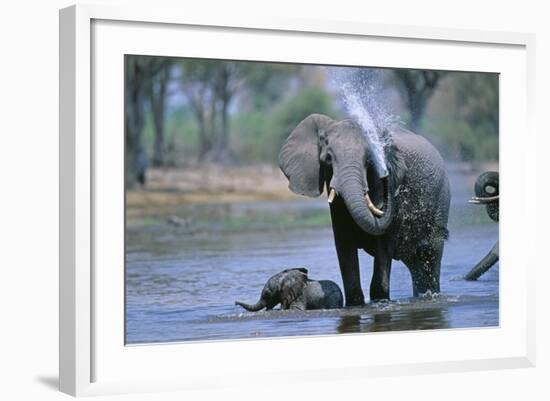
59;3;536;397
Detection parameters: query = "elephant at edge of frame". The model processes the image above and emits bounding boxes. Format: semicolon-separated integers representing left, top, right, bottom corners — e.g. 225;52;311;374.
464;171;499;281
278;114;451;305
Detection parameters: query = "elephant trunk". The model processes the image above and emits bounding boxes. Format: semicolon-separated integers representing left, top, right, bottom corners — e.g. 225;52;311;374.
235;299;266;312
337;164;393;236
465;240;499;281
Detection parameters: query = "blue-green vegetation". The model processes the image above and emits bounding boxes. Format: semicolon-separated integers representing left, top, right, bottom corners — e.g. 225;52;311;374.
126;56;498;188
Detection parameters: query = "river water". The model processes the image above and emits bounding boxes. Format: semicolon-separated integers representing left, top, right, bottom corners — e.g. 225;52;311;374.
125;172;499;344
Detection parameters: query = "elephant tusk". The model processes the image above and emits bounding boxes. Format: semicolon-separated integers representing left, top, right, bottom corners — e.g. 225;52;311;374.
365;193;384;217
469;195;499;204
328;188;336;204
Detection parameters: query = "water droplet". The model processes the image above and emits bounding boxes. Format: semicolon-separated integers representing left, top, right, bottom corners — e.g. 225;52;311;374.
328;68;401;177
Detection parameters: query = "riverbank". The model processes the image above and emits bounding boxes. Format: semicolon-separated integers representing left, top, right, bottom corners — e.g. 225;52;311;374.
126;162;498;233
128;162;497;204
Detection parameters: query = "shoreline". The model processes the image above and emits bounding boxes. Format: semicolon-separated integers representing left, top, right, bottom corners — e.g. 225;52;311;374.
128;161;498;208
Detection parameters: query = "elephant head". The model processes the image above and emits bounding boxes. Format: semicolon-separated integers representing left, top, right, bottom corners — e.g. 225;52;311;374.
235;268;309;311
470;171;499;222
278;114;401;236
465;171;499;281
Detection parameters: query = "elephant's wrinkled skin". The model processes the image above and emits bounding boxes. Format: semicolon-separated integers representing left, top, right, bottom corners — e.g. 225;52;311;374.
279;114;450;305
235;268;344;311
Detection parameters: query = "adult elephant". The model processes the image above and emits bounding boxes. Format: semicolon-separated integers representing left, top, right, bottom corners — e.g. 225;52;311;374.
278;114;450;305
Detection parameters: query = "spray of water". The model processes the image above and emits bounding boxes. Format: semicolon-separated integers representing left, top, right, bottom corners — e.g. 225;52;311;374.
329;68;400;178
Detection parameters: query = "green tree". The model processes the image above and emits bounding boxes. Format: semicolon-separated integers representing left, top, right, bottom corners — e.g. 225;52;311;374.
454;73;498;138
125;55;168;186
178;60;223;160
274;86;340;144
240;63;298;111
393;70;447;131
178;60;298;162
178;60;251;161
422;72;498;162
148;61;172;167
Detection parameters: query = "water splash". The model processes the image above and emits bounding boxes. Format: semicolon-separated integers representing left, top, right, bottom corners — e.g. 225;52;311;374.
329;68;400;178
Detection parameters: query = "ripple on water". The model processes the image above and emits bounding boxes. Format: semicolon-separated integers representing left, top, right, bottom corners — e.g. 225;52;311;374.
126;201;498;344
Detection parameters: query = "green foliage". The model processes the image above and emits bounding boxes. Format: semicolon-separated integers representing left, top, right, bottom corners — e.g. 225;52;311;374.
142;108;200;161
140;81;339;164
455;73;498;130
241;63;299;111
422;117;498;161
128;55;498;167
230;111;279;161
421;72;498;162
164;108;199;148
273;86;341;142
231;86;340;162
391;69;448;131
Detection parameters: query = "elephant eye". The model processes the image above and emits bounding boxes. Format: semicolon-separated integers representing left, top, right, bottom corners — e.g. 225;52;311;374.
324;153;332;164
485;185;496;194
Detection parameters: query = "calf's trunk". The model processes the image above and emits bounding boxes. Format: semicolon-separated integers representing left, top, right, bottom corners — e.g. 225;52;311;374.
235;299;266;312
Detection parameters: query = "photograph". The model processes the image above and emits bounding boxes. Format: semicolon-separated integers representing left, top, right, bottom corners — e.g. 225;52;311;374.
124;55;499;344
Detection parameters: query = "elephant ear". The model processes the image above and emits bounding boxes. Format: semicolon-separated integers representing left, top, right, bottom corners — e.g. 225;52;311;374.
278;114;334;197
280;269;308;309
382;129;407;194
283;267;308;275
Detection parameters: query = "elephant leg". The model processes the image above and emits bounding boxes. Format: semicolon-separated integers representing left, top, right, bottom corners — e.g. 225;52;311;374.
370;238;393;301
334;240;364;307
465;240;499;281
288;300;307;311
406;239;443;297
330;201;364;306
286;292;307;311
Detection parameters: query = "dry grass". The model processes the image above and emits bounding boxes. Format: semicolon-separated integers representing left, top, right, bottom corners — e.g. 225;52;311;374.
126;164;304;211
126;161;498;212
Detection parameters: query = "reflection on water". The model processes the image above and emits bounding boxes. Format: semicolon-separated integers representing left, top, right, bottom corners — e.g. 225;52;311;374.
126;224;498;344
337;308;449;333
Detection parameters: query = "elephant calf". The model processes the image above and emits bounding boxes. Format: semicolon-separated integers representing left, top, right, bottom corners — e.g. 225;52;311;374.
235;268;344;311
